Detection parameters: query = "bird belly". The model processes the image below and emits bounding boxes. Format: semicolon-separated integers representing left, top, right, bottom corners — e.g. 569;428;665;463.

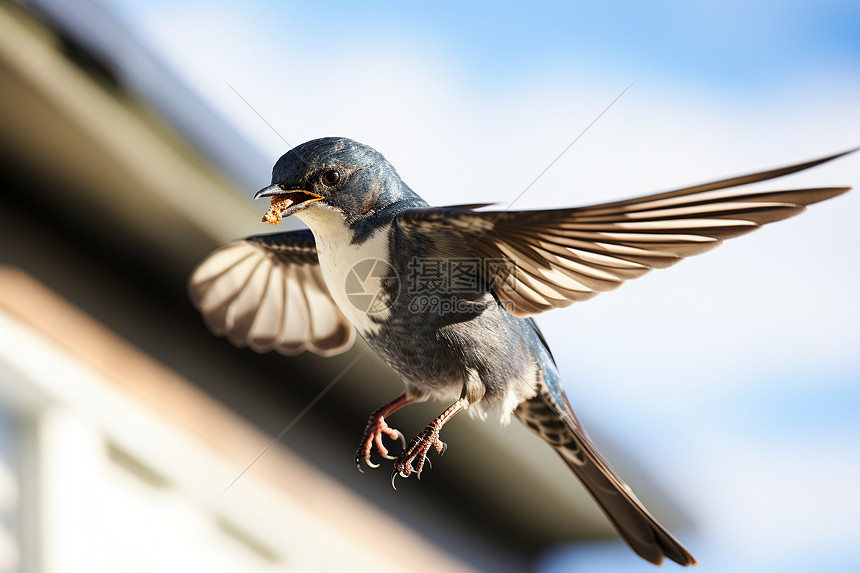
369;301;546;422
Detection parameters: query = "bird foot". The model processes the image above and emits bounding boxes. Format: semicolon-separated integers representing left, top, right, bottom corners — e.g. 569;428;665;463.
390;425;447;488
389;397;468;489
355;413;406;471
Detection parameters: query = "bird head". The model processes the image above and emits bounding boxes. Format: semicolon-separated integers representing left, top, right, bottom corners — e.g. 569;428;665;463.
255;137;420;228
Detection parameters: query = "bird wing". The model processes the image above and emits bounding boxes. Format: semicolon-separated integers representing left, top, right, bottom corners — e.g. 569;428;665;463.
397;150;852;317
188;230;356;356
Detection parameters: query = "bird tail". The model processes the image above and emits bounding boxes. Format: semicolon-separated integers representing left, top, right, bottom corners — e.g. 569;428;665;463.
514;388;697;567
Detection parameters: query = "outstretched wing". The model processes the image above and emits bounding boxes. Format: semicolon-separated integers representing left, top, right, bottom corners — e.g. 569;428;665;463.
188;230;355;356
398;150;852;317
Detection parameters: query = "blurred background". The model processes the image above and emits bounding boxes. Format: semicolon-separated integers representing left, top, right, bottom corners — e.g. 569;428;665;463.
1;0;858;571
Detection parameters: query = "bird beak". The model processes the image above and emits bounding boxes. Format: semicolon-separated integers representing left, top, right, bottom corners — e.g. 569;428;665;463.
255;184;325;225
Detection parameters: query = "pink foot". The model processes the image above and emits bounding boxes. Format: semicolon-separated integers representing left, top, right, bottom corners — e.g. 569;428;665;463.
355;413;406;471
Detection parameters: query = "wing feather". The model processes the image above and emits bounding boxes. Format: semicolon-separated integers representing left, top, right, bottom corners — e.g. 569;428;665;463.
189;230;355;356
246;262;286;353
397;151;852;317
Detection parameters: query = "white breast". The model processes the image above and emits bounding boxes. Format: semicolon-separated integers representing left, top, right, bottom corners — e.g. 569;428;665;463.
297;203;393;336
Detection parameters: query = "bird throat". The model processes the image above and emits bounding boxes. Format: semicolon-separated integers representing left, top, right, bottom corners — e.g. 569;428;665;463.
298;205;395;336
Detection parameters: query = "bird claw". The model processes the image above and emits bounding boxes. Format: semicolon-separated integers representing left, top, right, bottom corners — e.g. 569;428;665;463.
381;430;404;460
391;428;446;484
393;429;406;450
355;416;405;471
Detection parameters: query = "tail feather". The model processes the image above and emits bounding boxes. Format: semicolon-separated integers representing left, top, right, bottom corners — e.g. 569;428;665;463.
515;388;696;566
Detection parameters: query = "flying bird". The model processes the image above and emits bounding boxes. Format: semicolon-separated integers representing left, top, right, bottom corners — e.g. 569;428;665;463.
189;138;852;566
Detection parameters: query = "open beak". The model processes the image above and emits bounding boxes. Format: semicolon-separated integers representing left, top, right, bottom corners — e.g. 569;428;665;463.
255;184;324;225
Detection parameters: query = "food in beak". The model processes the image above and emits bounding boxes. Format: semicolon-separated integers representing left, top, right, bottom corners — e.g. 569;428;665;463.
262;195;293;225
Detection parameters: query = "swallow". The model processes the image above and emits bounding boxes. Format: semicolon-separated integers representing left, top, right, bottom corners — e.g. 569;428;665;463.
189;137;852;566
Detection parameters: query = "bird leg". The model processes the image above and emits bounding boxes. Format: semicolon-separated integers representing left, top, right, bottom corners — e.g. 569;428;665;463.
392;397;468;487
355;393;413;471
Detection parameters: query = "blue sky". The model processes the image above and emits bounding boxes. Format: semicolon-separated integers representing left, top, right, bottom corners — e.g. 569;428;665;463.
108;0;860;97
103;1;860;570
260;1;860;88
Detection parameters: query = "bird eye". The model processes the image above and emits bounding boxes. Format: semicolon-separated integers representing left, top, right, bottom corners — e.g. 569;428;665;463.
321;170;340;186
